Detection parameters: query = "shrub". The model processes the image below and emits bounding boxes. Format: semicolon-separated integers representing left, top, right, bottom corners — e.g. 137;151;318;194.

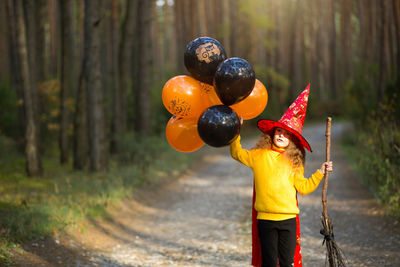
344;75;400;217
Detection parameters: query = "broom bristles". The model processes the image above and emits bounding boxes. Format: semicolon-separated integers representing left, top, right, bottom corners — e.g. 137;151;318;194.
320;215;347;267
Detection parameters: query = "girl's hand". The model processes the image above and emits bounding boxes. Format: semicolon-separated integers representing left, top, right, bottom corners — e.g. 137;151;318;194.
319;161;333;175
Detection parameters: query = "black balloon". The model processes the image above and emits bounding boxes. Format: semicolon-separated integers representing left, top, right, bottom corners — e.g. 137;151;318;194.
184;37;227;85
213;57;256;106
197;105;240;147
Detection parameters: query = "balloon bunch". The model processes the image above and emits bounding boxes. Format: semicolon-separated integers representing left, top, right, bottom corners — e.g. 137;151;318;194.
162;37;268;152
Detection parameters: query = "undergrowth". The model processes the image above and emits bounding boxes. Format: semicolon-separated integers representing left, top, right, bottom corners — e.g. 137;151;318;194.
0;132;192;265
342;122;400;218
342;74;400;218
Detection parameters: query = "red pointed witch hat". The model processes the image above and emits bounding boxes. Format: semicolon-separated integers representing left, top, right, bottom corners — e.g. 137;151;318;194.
257;84;312;152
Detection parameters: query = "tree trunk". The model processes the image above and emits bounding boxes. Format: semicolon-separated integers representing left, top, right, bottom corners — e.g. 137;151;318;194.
73;62;88;170
208;0;218;38
312;0;323;99
329;0;337;99
15;0;42;176
110;0;121;154
34;0;47;151
60;0;75;164
23;0;42;152
152;1;162;83
387;1;394;79
377;0;388;103
162;1;177;72
101;1;112;123
48;0;60;77
85;0;108;171
393;0;400;75
189;0;197;38
339;0;353;86
35;0;46;82
358;0;373;64
73;0;87;170
229;0;238;57
297;0;307;96
173;0;187;73
5;0;26;147
119;0;137;133
197;0;208;35
365;0;377;65
0;1;10;78
134;0;154;135
273;0;281;73
78;0;85;63
288;0;299;102
221;0;230;51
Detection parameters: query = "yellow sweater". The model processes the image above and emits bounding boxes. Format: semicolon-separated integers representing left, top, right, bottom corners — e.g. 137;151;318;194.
230;135;324;221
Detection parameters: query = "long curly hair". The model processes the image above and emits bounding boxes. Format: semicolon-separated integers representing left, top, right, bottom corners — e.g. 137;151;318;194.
253;130;305;170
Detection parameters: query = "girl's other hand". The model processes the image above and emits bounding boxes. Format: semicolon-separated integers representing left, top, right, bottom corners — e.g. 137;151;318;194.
319;161;333;175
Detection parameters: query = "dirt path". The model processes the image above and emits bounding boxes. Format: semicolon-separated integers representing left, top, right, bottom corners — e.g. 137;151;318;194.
299;123;400;266
13;122;400;266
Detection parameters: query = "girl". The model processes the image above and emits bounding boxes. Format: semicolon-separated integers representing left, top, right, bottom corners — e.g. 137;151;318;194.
230;85;332;267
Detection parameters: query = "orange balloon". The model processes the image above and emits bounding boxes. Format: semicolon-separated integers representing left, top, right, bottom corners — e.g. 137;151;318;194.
166;116;204;152
199;82;222;107
231;79;268;120
162;75;208;118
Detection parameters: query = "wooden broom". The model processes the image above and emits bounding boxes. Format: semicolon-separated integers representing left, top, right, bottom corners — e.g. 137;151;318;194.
320;117;346;267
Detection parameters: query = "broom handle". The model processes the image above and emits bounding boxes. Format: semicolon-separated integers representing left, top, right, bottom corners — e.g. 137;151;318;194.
322;117;332;219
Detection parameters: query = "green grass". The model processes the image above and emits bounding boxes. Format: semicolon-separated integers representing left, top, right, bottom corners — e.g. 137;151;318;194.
341;120;400;219
0;133;193;265
339;73;400;219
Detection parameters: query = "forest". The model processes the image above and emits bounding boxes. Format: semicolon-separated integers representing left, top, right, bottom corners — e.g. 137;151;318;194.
0;0;399;264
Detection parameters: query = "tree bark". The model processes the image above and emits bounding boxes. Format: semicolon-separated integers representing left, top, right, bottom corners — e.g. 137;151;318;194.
15;0;42;176
162;1;177;72
387;1;394;75
366;0;377;64
229;0;238;57
339;0;353;85
197;0;208;35
73;0;87;170
119;0;137;133
60;0;75;164
189;0;197;38
312;0;323;99
0;1;10;77
329;0;337;99
110;0;121;153
73;62;88;170
48;0;60;77
134;0;154;135
377;0;388;103
288;0;299;101
273;0;281;73
23;0;42;152
5;0;26;147
35;0;46;82
78;0;85;63
221;0;230;50
85;0;108;171
174;0;186;73
152;0;161;82
358;0;373;64
297;0;307;96
393;0;400;75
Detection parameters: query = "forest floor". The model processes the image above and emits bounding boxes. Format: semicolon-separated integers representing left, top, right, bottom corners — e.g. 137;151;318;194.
11;122;400;266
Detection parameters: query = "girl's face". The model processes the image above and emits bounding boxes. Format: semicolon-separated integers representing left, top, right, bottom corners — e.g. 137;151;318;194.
273;128;290;148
